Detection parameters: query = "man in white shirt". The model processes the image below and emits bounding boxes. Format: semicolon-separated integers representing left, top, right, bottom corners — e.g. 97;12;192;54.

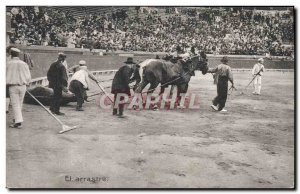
69;60;93;111
6;46;13;114
252;58;265;95
6;48;31;128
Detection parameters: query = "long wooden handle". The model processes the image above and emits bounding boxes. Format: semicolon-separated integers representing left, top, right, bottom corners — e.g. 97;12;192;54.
96;82;114;103
26;90;64;126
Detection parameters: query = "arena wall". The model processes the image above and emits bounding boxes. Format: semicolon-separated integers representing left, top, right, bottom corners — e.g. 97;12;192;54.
11;45;294;78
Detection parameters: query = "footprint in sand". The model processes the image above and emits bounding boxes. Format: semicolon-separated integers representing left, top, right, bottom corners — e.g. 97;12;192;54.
132;158;146;166
216;161;233;171
174;172;186;177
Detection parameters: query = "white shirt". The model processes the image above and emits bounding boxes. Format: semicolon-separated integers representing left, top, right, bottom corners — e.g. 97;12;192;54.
6;57;31;85
252;63;265;76
70;66;90;89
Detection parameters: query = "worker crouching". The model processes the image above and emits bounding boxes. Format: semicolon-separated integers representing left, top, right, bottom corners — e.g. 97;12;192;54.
69;60;91;111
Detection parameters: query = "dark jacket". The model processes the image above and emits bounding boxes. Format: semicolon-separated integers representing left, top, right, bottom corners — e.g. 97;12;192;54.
111;65;136;95
47;60;68;89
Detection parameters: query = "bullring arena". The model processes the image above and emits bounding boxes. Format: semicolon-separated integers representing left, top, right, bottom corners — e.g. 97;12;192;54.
6;46;294;188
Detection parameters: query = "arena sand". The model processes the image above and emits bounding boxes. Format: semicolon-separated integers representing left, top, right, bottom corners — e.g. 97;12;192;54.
6;72;294;188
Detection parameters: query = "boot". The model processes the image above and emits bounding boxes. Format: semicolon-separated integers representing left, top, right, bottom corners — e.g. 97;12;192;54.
113;108;118;116
118;106;125;118
9;122;22;129
76;105;84;111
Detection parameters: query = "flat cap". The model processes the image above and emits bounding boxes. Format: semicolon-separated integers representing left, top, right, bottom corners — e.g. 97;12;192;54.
10;48;21;53
79;60;86;65
258;58;264;62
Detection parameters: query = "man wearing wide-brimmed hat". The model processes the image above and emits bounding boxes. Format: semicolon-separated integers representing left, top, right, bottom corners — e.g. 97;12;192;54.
252;58;265;95
47;52;68;115
6;48;31;128
207;56;234;112
111;57;140;118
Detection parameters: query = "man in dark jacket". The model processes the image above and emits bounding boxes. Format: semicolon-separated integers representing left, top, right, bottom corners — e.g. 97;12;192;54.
207;56;234;112
111;57;140;118
47;53;68;115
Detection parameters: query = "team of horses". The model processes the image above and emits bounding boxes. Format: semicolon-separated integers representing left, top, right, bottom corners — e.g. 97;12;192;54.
25;52;209;108
134;52;209;106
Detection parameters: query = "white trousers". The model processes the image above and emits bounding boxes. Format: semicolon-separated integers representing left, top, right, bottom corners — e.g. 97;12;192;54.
9;85;26;123
253;76;262;94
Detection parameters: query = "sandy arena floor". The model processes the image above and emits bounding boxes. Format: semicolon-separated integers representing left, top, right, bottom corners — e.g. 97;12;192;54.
6;71;294;188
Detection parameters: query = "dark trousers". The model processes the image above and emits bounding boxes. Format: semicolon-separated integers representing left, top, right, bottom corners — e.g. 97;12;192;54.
113;94;125;115
50;86;62;113
213;76;228;111
69;80;86;108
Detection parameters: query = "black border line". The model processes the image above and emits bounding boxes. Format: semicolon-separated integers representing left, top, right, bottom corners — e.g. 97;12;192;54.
5;5;296;190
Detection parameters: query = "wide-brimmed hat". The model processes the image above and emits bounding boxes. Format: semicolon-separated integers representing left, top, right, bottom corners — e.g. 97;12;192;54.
221;56;229;63
124;57;136;64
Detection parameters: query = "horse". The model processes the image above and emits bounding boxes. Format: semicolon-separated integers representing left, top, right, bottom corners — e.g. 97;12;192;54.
134;53;208;107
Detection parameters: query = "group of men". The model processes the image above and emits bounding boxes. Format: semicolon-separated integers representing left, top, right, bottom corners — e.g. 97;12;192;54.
209;56;265;112
47;53;100;114
46;53;139;117
6;47;265;128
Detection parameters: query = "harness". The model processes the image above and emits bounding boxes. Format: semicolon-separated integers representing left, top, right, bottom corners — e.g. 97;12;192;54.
140;56;203;94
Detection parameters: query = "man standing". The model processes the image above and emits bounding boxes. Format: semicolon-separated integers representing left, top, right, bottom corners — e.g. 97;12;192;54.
6;46;13;114
208;56;234;112
6;48;31;128
111;57;140;118
6;46;34;113
47;53;68;115
69;60;96;111
252;58;265;95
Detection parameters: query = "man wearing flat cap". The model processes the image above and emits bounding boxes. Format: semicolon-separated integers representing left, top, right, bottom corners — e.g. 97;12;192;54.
111;57;140;118
68;60;99;82
6;46;34;114
6;48;31;128
252;58;265;95
69;60;97;111
207;56;234;112
47;52;68;115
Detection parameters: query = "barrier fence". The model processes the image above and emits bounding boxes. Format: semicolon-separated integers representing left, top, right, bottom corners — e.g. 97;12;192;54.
29;69;293;88
29;70;117;88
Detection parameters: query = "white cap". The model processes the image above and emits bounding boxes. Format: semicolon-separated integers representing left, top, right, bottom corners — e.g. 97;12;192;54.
10;48;21;53
79;60;86;65
258;58;264;62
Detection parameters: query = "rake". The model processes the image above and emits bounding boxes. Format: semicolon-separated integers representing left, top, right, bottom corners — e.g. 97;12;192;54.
239;67;264;95
86;69;114;103
95;82;114;103
26;90;77;134
228;85;237;95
